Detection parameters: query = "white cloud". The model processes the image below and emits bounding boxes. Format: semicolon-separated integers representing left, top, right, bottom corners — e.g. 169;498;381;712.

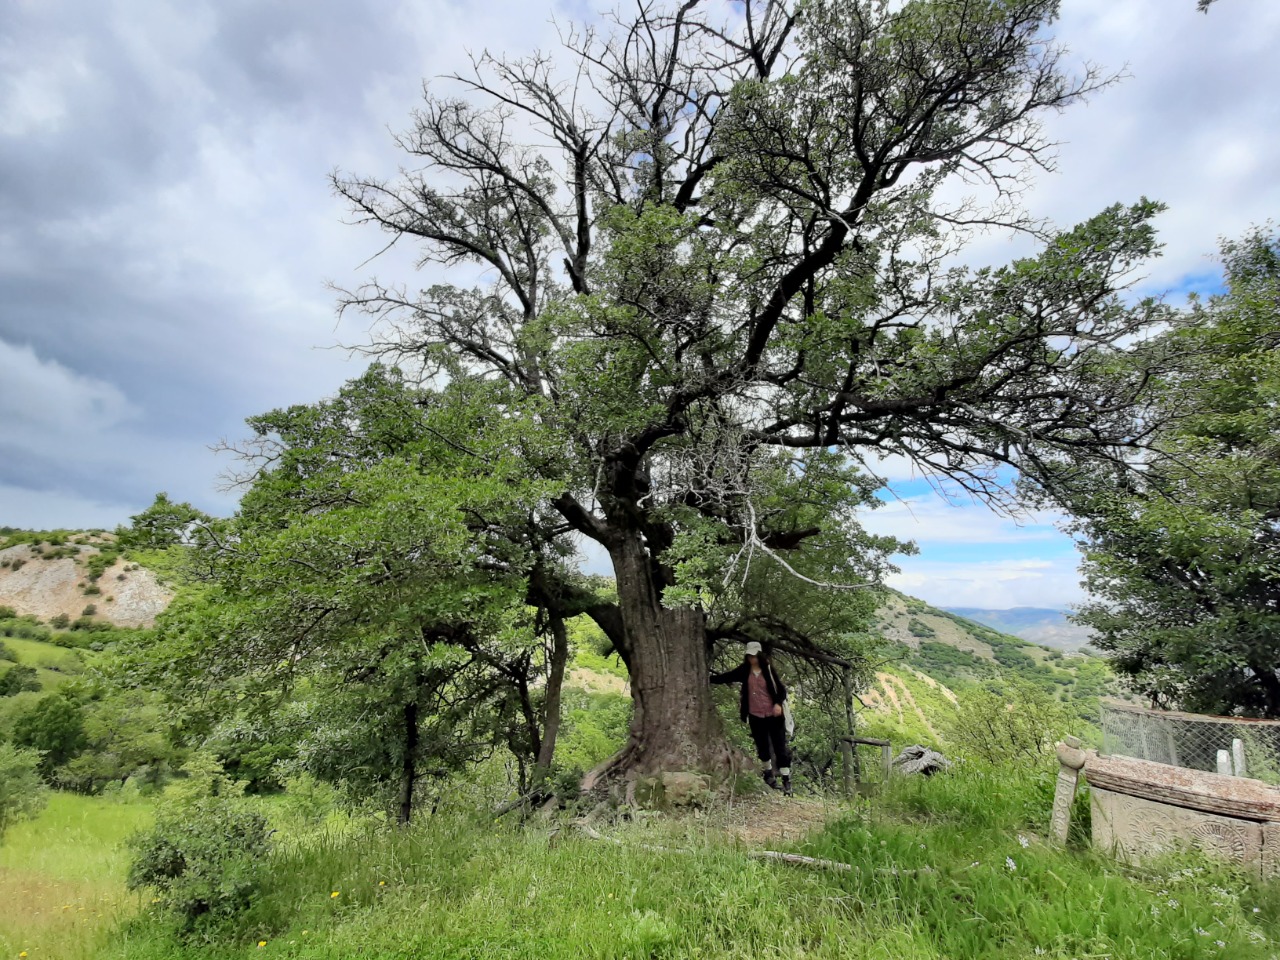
860;494;1064;547
0;339;138;432
886;556;1083;610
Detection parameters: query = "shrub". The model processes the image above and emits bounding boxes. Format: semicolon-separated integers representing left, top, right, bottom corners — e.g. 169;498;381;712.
944;680;1073;766
82;604;97;617
128;754;270;931
0;743;47;841
0;606;14;619
906;617;936;639
9;559;24;572
49;613;70;629
128;796;271;931
0;664;40;696
83;584;102;596
0;641;13;662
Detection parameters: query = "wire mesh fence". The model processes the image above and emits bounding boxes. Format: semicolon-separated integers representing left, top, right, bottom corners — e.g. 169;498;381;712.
1100;699;1280;786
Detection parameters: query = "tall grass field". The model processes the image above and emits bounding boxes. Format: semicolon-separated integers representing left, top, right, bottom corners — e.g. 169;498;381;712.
2;792;151;960
6;764;1277;960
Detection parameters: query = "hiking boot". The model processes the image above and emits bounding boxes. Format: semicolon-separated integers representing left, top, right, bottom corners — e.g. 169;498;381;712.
762;769;778;790
781;776;793;796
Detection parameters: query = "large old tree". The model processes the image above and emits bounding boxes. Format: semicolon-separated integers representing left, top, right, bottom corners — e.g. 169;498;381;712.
334;0;1167;781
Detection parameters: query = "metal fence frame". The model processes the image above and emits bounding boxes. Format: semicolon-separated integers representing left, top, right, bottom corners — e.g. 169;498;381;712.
1100;699;1280;785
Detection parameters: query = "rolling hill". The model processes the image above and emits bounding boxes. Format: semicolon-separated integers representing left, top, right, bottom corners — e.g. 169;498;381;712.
0;528;1111;759
942;605;1094;651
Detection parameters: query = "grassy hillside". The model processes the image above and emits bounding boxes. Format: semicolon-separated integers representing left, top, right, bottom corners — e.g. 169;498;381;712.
10;771;1279;960
873;591;1112;704
943;606;1095;652
0;792;153;960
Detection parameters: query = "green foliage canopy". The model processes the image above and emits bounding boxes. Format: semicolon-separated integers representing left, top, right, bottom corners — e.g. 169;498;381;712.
1058;229;1280;716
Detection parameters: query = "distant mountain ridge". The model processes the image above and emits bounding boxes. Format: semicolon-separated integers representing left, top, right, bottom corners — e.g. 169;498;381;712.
941;606;1094;652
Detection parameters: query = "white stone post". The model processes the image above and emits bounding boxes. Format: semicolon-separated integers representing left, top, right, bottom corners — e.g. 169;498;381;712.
1051;735;1086;843
1217;749;1233;775
1232;739;1248;778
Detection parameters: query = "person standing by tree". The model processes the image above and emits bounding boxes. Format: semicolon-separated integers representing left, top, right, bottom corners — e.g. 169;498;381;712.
712;642;793;795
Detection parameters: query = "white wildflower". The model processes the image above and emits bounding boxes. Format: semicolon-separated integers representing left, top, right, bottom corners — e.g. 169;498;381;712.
1005;857;1017;872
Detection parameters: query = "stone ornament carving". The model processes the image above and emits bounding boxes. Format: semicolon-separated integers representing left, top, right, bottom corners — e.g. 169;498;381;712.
1050;736;1085;843
1050;742;1280;878
1264;823;1279;880
1092;789;1263;869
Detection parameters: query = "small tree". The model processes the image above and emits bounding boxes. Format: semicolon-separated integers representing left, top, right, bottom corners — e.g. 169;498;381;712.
0;743;47;841
13;694;87;778
946;681;1072;766
0;664;40;697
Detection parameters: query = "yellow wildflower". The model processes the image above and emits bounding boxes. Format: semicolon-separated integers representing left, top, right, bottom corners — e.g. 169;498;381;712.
258;941;267;948
379;881;386;887
20;952;28;958
330;891;340;898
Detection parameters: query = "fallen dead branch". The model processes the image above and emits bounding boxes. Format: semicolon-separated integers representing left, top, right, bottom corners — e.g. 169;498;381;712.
567;820;935;877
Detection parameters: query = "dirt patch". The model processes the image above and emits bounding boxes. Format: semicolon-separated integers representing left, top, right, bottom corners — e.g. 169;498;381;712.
0;546;171;628
876;672;940;740
719;792;838;847
567;667;629;696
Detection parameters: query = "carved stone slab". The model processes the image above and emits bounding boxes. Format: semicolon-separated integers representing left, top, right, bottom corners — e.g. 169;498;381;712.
1092;788;1264;877
1264;822;1280;880
1083;751;1280;821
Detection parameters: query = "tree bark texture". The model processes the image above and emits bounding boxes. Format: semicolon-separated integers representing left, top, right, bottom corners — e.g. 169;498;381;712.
533;611;569;784
397;698;418;825
600;531;744;780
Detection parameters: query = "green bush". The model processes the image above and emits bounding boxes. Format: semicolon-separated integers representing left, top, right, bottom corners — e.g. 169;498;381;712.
128;796;271;931
82;604;97;617
944;680;1073;766
49;613;70;629
0;664;40;696
906;617;936;638
12;694;87;777
0;742;47;840
0;606;15;619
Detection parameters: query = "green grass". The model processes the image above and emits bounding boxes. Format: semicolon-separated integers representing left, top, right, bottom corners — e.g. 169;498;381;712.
1;791;152;960
3;636;86;674
94;764;1279;960
6;767;1276;960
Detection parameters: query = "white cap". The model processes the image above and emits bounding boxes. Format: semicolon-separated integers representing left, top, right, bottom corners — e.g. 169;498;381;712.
744;641;762;656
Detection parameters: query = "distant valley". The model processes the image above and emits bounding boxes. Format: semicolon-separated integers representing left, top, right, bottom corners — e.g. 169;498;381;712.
942;606;1094;652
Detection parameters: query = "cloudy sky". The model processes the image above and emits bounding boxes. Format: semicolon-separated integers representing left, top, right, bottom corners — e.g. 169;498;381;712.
1;0;1276;610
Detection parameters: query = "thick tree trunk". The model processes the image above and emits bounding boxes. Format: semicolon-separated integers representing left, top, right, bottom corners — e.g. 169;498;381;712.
595;531;745;781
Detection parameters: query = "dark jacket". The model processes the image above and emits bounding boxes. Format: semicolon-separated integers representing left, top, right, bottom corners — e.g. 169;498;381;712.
711;660;788;723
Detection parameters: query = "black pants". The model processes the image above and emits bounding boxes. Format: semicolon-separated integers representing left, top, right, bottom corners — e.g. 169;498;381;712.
748;714;791;772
